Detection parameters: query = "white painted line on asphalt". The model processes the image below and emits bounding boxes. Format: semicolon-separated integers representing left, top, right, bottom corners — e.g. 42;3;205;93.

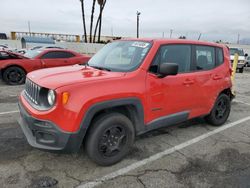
9;95;18;97
0;110;19;116
234;99;250;106
78;116;250;188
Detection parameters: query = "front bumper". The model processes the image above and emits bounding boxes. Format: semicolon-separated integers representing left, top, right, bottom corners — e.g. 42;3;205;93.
18;102;86;153
237;64;245;69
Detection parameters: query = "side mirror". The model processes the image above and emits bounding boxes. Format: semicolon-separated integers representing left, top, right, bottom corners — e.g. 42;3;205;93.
245;53;248;57
158;63;178;78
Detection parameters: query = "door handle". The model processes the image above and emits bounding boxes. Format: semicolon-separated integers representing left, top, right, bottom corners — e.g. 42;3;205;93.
183;79;195;85
212;75;222;80
41;60;46;66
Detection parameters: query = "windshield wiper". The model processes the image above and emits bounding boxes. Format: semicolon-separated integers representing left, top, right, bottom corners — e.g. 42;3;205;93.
90;66;111;72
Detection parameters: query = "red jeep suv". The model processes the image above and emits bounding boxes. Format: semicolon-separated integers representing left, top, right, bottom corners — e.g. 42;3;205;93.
18;39;232;166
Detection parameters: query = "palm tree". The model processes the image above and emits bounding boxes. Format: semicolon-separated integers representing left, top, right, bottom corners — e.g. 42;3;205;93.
93;0;107;43
79;0;87;43
89;0;97;43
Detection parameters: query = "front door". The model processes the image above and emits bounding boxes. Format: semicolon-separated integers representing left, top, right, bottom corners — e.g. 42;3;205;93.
40;51;74;68
146;44;202;124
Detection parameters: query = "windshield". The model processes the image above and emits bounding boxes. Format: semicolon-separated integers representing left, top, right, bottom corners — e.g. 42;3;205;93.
24;50;42;58
230;48;244;56
88;41;152;72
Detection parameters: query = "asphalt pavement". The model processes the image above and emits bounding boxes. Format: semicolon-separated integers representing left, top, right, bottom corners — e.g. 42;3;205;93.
0;68;250;188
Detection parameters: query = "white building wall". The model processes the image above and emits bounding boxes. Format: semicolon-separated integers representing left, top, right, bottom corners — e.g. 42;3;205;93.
0;39;105;55
1;39;250;56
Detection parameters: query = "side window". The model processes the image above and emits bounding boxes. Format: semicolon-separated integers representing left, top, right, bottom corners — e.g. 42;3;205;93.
216;48;224;66
41;52;58;59
59;52;75;58
195;46;215;70
149;45;191;74
41;51;75;59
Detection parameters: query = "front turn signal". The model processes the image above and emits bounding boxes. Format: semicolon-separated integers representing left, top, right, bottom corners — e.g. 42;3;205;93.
62;92;70;105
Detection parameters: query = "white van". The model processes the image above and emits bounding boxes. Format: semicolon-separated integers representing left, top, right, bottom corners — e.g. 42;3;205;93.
229;48;248;73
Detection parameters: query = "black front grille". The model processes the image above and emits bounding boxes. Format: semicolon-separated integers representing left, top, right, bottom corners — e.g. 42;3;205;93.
25;79;41;105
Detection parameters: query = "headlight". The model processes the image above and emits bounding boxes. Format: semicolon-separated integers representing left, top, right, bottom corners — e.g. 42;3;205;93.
47;90;56;106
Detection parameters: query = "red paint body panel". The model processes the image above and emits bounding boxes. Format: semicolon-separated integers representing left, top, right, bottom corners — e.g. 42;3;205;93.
19;39;232;133
0;49;90;74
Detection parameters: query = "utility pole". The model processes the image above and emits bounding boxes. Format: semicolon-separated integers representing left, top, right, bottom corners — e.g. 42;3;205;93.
170;29;173;38
111;27;114;36
237;33;240;44
198;33;202;40
28;21;31;36
136;11;141;38
162;32;165;38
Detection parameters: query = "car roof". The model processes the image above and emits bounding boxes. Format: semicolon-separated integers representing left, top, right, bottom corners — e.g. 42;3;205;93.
121;38;225;48
40;48;76;53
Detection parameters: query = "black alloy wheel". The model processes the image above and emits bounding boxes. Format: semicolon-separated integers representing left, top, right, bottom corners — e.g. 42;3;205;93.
3;66;26;85
205;94;231;126
98;125;127;158
85;113;135;166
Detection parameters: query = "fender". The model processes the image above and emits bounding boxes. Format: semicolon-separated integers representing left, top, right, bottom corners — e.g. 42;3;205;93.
80;97;145;133
67;97;145;152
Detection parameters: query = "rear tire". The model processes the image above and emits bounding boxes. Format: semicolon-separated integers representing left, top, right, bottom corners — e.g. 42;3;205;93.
3;66;26;85
85;113;135;166
205;94;231;126
239;68;244;73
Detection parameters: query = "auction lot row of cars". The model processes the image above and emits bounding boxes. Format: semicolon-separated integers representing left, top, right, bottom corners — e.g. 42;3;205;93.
1;39;250;187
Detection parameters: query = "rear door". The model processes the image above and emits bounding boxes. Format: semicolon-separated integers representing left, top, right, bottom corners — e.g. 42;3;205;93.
40;51;76;68
192;45;224;115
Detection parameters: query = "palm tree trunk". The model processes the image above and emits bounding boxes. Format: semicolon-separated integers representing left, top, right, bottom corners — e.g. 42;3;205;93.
97;6;103;43
89;0;97;43
93;0;106;43
80;0;88;43
93;15;100;43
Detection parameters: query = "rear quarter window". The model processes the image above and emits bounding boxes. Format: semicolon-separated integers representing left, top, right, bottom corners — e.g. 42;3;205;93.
216;48;224;66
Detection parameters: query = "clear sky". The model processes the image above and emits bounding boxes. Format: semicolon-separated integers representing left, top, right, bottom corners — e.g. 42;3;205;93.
1;0;250;43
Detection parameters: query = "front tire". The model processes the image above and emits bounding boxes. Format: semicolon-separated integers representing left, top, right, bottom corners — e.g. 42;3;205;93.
85;113;135;166
205;94;231;126
3;66;26;85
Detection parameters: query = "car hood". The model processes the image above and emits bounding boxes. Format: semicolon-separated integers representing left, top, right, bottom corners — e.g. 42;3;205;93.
27;65;126;89
230;55;245;61
6;50;29;59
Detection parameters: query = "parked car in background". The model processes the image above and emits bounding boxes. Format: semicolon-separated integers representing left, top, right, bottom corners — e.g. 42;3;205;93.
0;49;91;85
0;44;9;50
31;46;64;50
0;44;18;52
229;48;248;73
246;56;250;67
0;33;7;40
15;49;28;54
18;39;233;166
